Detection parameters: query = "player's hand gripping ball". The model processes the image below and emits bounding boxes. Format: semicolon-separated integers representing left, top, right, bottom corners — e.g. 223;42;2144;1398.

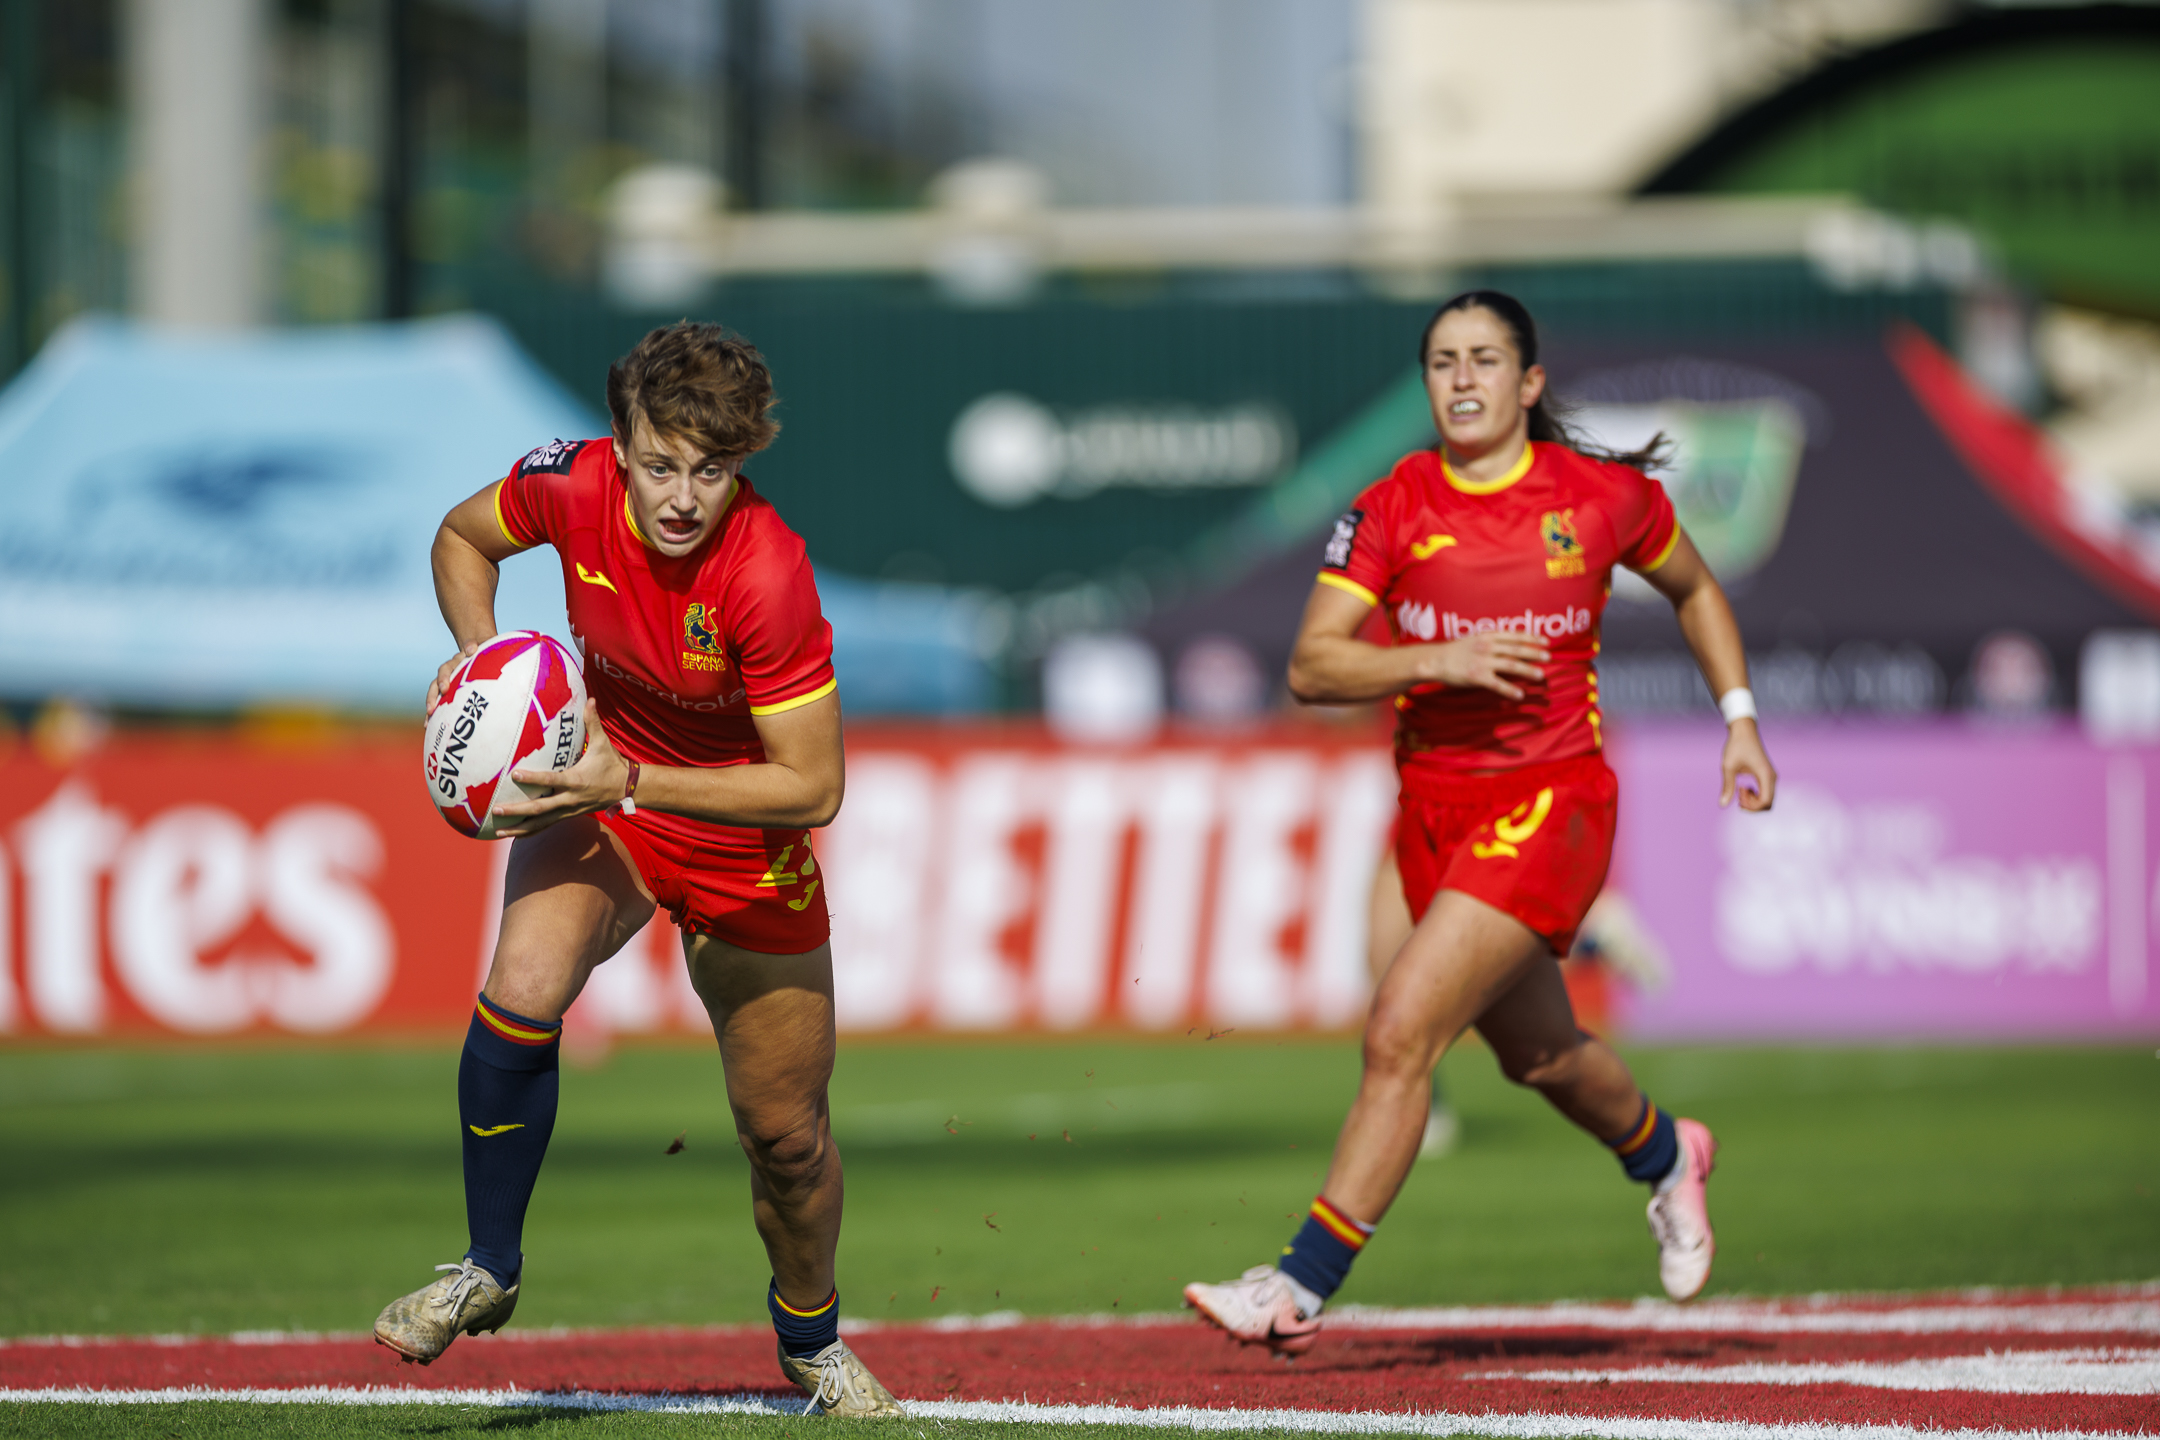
423;632;588;839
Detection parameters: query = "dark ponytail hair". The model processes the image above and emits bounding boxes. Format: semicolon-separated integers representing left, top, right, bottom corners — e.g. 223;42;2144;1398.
1420;290;1672;473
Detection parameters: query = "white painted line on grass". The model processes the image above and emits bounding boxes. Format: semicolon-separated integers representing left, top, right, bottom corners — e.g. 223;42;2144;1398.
905;1397;2152;1439
0;1387;2144;1440
5;1285;2155;1350
0;1387;799;1413
1323;1299;2160;1337
1477;1347;2160;1395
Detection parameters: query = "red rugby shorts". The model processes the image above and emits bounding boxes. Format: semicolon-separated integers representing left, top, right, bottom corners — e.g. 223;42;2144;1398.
599;810;830;955
1394;752;1617;954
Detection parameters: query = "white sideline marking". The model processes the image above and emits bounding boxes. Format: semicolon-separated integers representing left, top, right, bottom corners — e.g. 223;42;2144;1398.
0;1388;2143;1440
1478;1347;2160;1395
4;1286;2155;1350
878;1290;2160;1337
1323;1298;2160;1337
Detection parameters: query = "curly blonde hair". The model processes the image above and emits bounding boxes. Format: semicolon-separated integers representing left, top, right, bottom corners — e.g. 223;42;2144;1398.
606;321;780;461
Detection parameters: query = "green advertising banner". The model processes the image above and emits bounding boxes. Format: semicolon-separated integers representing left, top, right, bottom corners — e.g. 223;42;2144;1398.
490;263;1952;608
1649;8;2160;316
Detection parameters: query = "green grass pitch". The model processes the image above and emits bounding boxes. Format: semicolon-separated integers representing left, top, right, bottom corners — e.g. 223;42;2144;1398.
3;1036;2155;1335
2;1036;2156;1436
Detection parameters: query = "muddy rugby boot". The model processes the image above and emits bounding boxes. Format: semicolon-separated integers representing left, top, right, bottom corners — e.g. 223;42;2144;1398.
1647;1117;1719;1301
372;1259;519;1364
1184;1265;1323;1357
779;1338;906;1416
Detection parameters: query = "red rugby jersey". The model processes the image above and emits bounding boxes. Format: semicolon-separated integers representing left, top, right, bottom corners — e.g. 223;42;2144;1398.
491;438;837;780
1319;442;1677;777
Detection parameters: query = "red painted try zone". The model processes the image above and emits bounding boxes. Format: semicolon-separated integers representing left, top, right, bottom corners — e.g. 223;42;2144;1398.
4;1288;2155;1433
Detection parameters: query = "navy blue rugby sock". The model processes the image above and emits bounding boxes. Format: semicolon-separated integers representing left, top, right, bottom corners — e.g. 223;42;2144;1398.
459;994;562;1286
768;1279;840;1358
1276;1195;1374;1308
1608;1097;1678;1186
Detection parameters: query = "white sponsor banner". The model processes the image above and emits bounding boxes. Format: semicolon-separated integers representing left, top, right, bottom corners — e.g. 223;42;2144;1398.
0;731;1392;1041
539;733;1396;1040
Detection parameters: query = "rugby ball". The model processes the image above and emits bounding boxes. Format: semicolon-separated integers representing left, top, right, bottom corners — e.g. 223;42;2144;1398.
424;631;588;839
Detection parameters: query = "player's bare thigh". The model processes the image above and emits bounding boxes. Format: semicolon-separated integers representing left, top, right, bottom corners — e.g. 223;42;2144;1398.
481;816;657;1022
1366;848;1415;987
1368;888;1546;1077
684;935;837;1128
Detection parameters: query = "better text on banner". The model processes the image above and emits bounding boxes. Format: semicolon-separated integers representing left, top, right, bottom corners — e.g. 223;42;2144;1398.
0;725;1396;1040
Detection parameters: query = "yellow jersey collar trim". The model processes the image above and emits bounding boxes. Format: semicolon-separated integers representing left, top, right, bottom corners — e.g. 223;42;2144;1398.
1442;441;1536;495
621;490;652;546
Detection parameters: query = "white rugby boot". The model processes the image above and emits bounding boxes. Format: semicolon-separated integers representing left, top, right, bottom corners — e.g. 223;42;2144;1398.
1184;1265;1323;1357
779;1339;907;1417
372;1259;519;1364
1646;1117;1719;1301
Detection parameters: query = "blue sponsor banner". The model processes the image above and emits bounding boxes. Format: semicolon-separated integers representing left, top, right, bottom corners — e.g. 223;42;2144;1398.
0;316;594;711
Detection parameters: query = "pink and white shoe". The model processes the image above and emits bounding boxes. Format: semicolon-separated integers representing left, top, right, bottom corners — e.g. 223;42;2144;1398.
1647;1117;1719;1301
1183;1266;1323;1356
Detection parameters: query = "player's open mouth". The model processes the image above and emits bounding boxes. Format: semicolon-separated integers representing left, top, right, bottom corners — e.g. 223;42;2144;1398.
1449;400;1483;417
657;515;701;541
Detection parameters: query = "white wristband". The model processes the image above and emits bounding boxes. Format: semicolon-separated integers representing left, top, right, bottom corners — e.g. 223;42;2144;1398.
1718;687;1758;725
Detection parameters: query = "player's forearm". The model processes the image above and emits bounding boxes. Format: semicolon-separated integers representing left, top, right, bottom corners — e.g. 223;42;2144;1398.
433;524;502;650
1671;579;1750;700
634;759;844;830
1288;635;1437;705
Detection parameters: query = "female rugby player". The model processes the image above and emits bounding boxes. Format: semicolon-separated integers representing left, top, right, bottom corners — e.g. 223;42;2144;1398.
1186;291;1776;1352
373;322;902;1416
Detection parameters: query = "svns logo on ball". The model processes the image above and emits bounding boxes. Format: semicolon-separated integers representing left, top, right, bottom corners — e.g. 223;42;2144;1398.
431;689;489;797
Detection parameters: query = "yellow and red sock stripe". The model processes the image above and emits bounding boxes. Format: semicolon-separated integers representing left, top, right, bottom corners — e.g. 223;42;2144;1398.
772;1288;838;1319
1609;1100;1660;1157
1309;1195;1375;1250
475;996;561;1047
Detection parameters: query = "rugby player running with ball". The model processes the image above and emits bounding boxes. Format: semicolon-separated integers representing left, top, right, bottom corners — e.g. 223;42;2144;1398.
1186;291;1777;1352
374;322;901;1416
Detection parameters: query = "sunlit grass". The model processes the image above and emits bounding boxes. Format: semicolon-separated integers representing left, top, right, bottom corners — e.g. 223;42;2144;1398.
0;1037;2153;1340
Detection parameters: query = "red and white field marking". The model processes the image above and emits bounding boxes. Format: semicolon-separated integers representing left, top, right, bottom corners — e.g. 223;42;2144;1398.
4;1285;2154;1436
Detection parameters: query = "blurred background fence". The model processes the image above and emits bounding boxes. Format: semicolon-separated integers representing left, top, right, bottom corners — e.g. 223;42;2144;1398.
1;0;2158;1042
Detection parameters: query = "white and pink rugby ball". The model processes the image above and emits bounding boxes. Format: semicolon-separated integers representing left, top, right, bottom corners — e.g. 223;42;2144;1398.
424;631;588;839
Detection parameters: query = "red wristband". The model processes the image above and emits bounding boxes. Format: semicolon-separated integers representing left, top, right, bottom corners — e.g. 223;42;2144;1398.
620;759;642;816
